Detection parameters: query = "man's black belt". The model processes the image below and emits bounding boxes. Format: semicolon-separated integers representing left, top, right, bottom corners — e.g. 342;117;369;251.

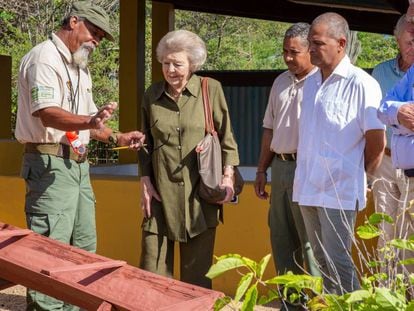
275;153;297;161
24;143;88;163
404;169;414;178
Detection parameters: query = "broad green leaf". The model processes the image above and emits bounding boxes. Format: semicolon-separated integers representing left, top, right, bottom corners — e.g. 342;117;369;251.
241;284;258;311
265;274;323;295
345;289;371;303
206;257;246;279
368;212;394;225
234;272;254;303
266;273;321;284
399;257;414;265
257;290;280;305
213;296;231;311
214;253;243;261
390;239;414;251
409;273;414;285
374;287;406;310
241;256;258;272
257;254;271;278
307;296;329;310
313;294;346;311
265;273;306;284
356;224;381;239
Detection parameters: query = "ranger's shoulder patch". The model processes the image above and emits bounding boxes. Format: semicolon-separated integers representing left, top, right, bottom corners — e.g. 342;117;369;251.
31;86;54;101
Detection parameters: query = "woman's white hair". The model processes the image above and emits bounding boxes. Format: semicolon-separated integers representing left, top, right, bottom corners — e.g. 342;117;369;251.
156;30;207;72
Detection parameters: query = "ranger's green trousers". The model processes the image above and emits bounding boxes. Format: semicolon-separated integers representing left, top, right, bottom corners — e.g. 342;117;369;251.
269;156;319;276
22;153;96;311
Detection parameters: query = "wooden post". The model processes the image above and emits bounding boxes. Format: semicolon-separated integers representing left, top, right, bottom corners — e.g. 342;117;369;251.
151;2;175;83
0;55;12;139
118;0;146;164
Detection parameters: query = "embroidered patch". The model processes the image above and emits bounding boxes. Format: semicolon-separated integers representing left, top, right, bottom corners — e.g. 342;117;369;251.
31;86;54;101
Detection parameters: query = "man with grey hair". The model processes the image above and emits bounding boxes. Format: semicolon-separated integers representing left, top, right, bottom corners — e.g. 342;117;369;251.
293;13;385;294
371;14;414;269
15;1;145;310
255;23;318;289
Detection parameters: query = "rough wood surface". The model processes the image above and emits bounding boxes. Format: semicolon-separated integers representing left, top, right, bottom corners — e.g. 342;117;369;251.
0;222;223;310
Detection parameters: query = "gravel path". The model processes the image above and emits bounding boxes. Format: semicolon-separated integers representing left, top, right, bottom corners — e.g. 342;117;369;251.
0;285;26;311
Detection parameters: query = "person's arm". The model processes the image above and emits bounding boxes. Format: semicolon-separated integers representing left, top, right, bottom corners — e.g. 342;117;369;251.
90;127;145;149
136;90;160;216
364;129;385;175
140;176;161;218
38;103;145;149
212;81;240;167
254;128;274;199
37;102;117;131
378;66;414;134
209;79;239;203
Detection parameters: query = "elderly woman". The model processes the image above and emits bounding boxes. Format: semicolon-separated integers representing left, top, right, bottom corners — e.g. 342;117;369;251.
138;30;240;288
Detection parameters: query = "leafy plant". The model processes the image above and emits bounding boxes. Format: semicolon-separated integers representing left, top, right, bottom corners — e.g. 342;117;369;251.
207;211;414;310
206;253;322;310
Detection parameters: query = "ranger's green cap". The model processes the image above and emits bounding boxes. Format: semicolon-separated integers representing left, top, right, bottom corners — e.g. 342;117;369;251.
70;1;114;41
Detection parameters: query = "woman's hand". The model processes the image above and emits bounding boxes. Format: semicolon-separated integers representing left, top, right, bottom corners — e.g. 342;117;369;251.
217;166;235;204
140;176;161;218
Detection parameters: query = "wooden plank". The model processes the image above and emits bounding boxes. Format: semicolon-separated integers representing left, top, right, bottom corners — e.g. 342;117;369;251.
0;221;224;310
97;301;113;311
41;260;126;277
0;229;31;238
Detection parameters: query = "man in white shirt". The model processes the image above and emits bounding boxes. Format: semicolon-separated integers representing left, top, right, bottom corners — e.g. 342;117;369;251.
293;12;385;294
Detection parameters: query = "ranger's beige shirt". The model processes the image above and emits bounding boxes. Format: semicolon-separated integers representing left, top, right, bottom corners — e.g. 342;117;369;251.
263;67;317;154
15;33;98;145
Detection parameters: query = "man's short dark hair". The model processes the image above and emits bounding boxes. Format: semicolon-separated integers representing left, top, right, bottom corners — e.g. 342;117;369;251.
285;22;310;47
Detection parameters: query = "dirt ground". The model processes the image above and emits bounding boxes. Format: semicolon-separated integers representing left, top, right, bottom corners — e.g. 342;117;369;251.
0;285;280;310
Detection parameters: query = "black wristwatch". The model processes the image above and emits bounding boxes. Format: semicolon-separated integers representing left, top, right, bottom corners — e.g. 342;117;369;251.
108;132;118;146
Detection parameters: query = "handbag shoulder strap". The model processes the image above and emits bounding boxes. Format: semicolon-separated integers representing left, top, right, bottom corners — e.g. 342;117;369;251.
201;77;215;134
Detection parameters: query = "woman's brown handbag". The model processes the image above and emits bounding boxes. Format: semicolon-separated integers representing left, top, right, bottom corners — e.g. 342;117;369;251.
196;77;244;204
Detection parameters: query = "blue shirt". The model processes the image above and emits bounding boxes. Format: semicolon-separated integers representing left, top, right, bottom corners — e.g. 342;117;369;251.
378;63;414;169
372;57;405;148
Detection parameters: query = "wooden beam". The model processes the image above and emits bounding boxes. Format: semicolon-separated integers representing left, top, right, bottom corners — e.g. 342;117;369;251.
0;221;223;310
0;229;31;238
41;260;126;277
97;301;114;311
0;55;11;139
119;0;146;164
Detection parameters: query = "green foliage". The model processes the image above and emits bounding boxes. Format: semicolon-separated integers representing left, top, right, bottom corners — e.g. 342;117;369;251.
356;32;398;68
207;253;322;310
208;212;414;310
175;11;289;70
